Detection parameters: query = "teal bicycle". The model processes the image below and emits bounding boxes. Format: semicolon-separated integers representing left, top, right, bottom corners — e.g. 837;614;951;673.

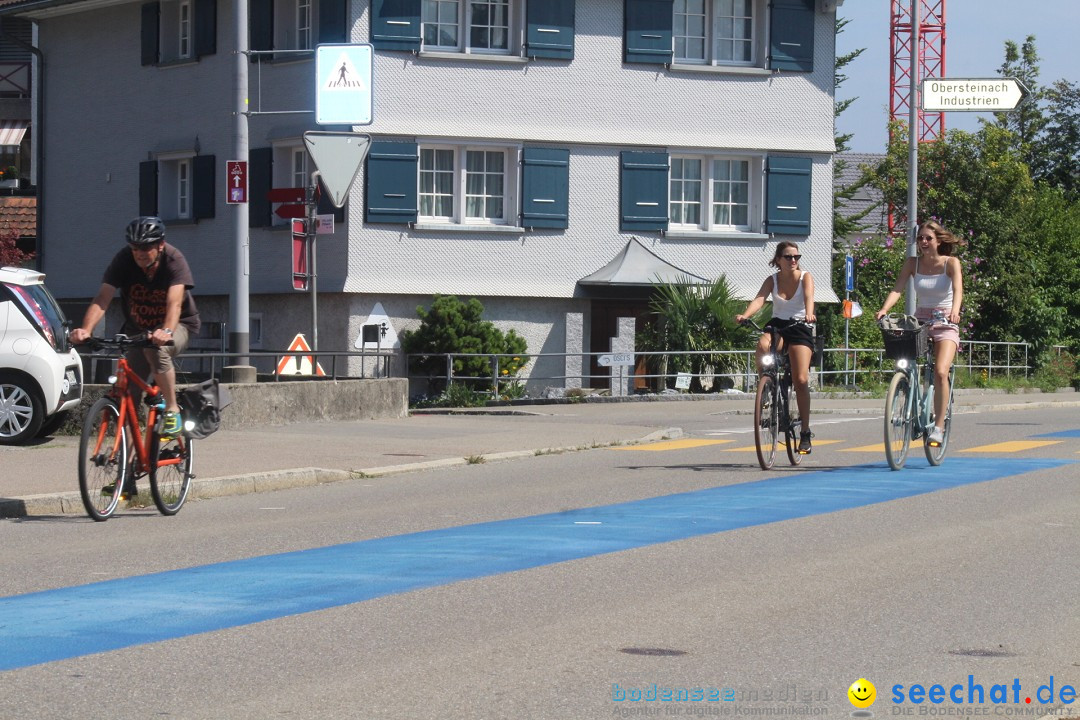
879;313;957;470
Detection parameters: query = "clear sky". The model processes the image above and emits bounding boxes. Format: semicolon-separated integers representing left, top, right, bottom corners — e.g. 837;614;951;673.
835;0;1078;153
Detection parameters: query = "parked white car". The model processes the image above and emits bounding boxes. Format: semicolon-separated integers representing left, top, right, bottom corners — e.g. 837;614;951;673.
0;266;82;444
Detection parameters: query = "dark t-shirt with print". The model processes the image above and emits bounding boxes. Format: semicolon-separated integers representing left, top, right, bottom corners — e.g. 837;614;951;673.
103;243;201;335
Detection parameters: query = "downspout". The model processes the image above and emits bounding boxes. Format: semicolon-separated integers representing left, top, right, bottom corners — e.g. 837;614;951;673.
0;19;44;272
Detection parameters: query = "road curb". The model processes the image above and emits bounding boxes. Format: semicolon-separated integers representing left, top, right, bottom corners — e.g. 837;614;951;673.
0;427;686;519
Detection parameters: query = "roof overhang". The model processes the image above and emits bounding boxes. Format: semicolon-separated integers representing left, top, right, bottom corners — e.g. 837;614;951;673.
579;237;709;287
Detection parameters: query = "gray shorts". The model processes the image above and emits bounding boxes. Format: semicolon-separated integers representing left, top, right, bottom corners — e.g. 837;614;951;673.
126;325;190;381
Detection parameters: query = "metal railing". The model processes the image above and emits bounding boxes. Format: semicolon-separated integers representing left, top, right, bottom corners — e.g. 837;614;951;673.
407;338;1034;396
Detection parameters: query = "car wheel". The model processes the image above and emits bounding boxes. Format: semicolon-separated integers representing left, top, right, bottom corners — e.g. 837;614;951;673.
0;372;45;445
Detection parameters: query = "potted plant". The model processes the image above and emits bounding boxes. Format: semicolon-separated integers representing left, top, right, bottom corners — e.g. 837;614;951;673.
0;166;19;188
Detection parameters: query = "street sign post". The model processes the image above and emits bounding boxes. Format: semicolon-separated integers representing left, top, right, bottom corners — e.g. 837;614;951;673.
921;77;1027;112
226;161;247;204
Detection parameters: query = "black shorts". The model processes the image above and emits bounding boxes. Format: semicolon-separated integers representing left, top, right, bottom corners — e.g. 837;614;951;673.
766;317;815;350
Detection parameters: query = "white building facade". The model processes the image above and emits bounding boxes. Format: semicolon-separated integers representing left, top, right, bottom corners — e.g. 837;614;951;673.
1;0;841;390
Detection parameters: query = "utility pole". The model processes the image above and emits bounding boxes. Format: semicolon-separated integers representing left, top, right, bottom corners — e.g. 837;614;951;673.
226;0;255;382
905;0;919;315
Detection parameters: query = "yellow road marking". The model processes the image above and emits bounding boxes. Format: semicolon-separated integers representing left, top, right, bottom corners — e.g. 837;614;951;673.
721;439;842;452
611;438;733;452
960;440;1062;453
840;444;887;452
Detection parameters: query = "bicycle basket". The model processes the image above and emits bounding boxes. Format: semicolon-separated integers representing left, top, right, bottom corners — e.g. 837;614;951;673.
178;378;233;439
880;315;928;360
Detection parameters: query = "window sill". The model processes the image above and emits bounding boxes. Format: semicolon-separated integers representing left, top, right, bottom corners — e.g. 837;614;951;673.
416;50;528;65
665;230;770;241
414;222;526;234
667;64;772;77
155;57;199;69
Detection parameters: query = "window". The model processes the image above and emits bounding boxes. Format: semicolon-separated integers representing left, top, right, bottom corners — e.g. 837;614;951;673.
250;0;347;54
669;155;757;232
672;0;760;67
275;0;316;50
139;155;215;221
420;0;519;55
418;145;513;225
142;0;217;66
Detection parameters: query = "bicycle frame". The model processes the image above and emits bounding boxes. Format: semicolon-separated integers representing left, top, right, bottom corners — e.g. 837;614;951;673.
883;325;957;470
104;355;164;476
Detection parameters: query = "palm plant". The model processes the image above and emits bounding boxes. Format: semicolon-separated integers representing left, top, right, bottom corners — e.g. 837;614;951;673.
638;274;754;391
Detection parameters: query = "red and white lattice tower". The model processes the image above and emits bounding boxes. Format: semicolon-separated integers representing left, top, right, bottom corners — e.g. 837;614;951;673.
888;0;946;232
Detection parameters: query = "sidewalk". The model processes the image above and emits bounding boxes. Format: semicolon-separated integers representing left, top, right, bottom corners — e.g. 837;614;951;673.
2;389;1078;517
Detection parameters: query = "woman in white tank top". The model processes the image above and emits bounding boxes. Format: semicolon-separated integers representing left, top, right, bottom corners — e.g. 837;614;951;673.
874;221;965;445
736;241;817;454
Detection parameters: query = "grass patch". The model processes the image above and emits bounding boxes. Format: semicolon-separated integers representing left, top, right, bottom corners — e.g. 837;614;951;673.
465;454;486;464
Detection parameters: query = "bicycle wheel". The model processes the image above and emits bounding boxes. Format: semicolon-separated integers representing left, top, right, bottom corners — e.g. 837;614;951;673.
754;374;779;470
150;431;194;516
884;371;912;470
784;381;804;466
924;377;954;466
78;397;127;521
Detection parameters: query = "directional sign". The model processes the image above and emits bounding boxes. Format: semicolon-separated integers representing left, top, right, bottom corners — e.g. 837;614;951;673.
315;44;373;126
267;187;305;203
598;353;635;367
292;219;308;291
275;203;306;219
226;161;247;204
303;131;371;208
922;77;1026;112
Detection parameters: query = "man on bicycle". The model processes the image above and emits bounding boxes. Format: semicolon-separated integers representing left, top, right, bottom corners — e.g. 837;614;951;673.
71;216;201;437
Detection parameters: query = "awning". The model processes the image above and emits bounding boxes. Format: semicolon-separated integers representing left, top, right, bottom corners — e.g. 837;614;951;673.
579;237;709;286
0;120;28;148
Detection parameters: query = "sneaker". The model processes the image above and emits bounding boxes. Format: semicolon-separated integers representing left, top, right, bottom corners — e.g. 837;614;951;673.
927;427;945;447
798;431;813;455
161;410;182;438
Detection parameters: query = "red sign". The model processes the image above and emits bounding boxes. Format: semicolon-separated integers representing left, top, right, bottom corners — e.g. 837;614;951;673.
268;187;305;203
226;161;248;204
292;219;308;291
275;203;307;219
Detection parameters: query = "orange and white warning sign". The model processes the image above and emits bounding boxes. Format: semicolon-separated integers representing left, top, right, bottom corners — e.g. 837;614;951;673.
276;333;326;376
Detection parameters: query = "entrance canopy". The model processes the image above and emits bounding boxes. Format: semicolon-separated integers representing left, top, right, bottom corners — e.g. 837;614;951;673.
0;120;28;148
579;237;708;287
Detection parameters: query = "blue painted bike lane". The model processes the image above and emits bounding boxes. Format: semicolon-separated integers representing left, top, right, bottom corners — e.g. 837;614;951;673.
0;457;1070;671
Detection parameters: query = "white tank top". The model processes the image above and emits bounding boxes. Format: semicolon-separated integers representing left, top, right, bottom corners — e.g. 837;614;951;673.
914;256;954;310
770;272;806;321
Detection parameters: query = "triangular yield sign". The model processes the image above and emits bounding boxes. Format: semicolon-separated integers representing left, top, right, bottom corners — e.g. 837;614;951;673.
303;131;371;209
276;333;326;376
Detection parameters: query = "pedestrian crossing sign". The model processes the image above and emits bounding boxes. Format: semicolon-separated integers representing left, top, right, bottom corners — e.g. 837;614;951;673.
315;44;373;126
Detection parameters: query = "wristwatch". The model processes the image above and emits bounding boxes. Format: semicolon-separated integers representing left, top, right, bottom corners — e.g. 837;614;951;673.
162;328;174;336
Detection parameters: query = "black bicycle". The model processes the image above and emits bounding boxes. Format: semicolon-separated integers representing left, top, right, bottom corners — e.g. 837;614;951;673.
740;318;813;470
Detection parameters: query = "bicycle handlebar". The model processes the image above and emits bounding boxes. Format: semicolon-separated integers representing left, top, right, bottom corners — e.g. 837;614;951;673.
75;333;174;351
738;318;816;333
877;312;959;331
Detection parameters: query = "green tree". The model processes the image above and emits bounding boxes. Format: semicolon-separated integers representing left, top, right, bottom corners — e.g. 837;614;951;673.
400;295;528;392
832;16;871;242
1034;79;1080;200
991;36;1047;164
636;275;752;391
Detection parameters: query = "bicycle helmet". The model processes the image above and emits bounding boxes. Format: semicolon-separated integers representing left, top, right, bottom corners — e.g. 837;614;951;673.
125;216;166;246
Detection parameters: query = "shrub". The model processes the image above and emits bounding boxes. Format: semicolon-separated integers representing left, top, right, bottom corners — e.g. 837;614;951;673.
1032;350;1077;393
401;295;528;393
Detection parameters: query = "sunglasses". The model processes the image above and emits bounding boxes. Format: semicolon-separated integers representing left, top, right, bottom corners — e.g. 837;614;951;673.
781;254;802;261
917;234;936;240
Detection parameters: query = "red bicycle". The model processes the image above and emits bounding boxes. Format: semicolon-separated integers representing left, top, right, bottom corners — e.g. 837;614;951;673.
77;334;194;520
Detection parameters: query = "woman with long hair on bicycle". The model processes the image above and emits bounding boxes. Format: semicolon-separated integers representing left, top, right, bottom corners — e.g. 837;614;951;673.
735;241;817;454
874;220;964;447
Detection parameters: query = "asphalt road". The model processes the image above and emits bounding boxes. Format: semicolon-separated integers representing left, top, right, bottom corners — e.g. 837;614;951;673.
1;405;1078;719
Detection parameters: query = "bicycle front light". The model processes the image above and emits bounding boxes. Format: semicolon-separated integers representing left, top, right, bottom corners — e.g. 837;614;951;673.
108;375;118;385
761;355;775;368
184;419;196;432
896;359;909;370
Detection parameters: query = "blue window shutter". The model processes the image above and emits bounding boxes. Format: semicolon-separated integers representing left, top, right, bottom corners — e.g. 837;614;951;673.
250;0;273;53
318;0;347;43
139;160;158;216
624;0;673;65
365;142;418;224
371;0;420;52
620;151;669;232
769;0;814;72
193;0;217;57
765;156;812;235
141;2;160;66
521;148;570;229
525;0;575;60
249;147;272;228
193;155;216;220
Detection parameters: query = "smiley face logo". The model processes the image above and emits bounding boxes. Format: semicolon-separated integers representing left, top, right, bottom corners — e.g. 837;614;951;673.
848;678;876;709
